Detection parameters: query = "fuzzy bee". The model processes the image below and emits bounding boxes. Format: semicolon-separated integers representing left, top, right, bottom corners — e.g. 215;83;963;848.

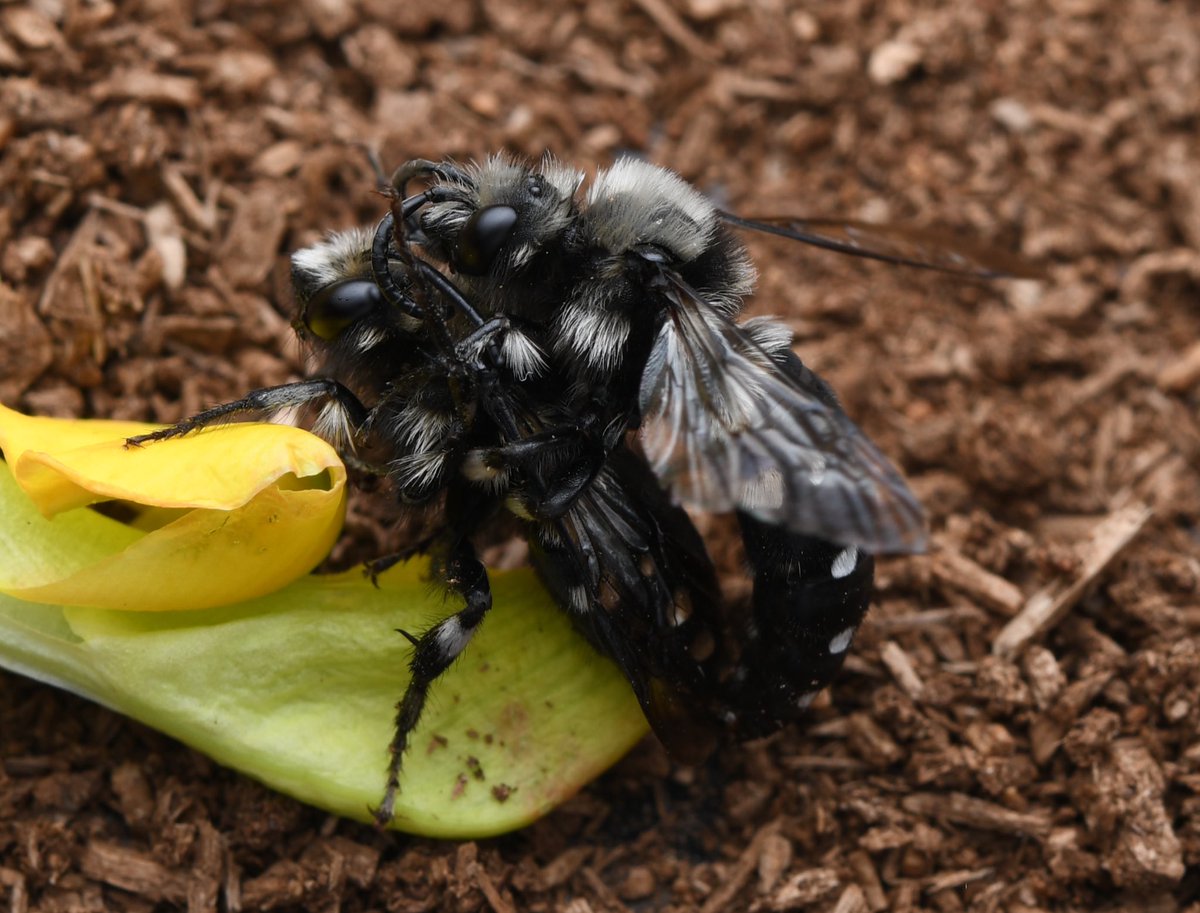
130;155;1031;823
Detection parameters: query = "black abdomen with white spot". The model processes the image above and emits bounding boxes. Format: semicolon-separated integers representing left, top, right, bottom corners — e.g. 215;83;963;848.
724;513;874;738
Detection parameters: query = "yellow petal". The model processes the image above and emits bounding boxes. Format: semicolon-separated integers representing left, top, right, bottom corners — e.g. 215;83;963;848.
0;403;343;516
0;406;346;611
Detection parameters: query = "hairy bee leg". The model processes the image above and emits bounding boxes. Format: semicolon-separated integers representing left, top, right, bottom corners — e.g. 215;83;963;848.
727;514;874;736
454;316;510;361
362;534;437;586
374;538;492;826
123;379;368;447
340;453;391;477
470;427;607;521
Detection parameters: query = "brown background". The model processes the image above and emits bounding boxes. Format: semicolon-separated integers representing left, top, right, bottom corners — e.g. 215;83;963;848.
2;0;1200;910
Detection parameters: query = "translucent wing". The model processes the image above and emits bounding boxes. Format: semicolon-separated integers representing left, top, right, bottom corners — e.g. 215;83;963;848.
721;213;1043;279
638;276;927;554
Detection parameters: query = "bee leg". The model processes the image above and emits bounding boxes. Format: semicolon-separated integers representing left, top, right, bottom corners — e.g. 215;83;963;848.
340;453;392;477
374;536;492;826
727;514;874;737
362;533;437;586
123;379;367;447
478;429;607;520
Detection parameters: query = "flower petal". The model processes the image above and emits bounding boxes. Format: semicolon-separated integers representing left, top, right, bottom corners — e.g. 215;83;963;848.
0;562;648;837
0;403;344;516
0;406;345;610
0;405;648;834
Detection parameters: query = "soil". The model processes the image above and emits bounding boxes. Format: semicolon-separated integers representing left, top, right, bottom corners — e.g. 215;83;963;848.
3;0;1200;911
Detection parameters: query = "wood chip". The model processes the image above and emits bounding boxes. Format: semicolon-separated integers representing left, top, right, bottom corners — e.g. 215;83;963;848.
215;183;291;288
1104;740;1185;888
92;70;201;107
473;861;515;913
846;852;888;912
162;165;219;233
580;867;631;913
0;867;28;913
879;640;926;701
829;883;869;913
700;819;781;913
780;755;869;772
756;834;793;895
144;202;187;292
767;868;840;911
1052;357;1147;419
993;504;1153;658
1030;670;1116;765
874;606;986;631
900;792;1052;838
1157;339;1200;392
923;868;995;894
930;549;1023;616
846;712;905;766
538;846;592;890
628;0;719;62
81;841;189;904
1021;646;1066;710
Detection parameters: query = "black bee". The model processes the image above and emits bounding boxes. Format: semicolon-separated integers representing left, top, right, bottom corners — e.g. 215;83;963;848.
129;155;1032;823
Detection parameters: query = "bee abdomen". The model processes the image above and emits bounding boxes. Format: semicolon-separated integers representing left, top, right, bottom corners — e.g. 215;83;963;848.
723;514;874;736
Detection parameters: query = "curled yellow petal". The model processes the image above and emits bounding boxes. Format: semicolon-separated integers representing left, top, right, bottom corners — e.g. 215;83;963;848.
0;404;346;611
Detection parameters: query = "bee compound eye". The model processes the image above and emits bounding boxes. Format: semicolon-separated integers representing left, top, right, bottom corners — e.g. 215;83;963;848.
302;279;382;340
454;204;519;276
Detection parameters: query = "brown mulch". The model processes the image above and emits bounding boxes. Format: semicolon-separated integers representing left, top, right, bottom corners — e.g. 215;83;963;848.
3;1;1200;911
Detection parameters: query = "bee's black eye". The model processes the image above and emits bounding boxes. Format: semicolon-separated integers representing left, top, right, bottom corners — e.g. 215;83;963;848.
455;205;519;276
302;279;382;340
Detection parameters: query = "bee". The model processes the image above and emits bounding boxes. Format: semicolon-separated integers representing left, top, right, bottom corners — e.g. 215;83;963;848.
129;155;1033;823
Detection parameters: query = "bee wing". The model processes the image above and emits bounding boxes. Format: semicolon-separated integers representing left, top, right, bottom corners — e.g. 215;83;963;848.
638;276;927;554
721;213;1043;280
529;448;725;763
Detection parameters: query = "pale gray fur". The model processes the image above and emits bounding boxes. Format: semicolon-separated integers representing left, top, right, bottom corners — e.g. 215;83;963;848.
434;616;473;659
565;585;589;613
828;625;856;654
537;153;588;199
290;227;375;289
740;316;795;356
501;328;547;380
585;159;718;262
553;298;632;375
350;325;388;353
390;449;447;490
313;399;357;452
831;546;858;579
420;202;470;238
385;402;452;453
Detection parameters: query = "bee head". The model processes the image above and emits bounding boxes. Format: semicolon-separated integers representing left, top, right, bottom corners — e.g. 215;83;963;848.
290;226;415;346
419;156;584;278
